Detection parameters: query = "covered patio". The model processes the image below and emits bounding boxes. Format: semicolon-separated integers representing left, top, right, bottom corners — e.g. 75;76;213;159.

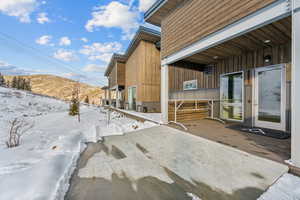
161;12;297;165
169;119;291;164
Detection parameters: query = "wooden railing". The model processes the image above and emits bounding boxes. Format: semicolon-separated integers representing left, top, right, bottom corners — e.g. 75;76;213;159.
168;99;221;123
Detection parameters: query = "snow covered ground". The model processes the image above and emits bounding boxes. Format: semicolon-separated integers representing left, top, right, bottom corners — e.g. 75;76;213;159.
258;173;300;199
114;108;162;124
0;87;156;200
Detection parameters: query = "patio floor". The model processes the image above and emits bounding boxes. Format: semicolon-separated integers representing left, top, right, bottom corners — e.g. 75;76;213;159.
66;126;288;200
169;119;291;164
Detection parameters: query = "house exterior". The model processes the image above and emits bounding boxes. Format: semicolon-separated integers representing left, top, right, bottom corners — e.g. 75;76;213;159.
104;54;127;108
145;0;300;167
124;26;161;112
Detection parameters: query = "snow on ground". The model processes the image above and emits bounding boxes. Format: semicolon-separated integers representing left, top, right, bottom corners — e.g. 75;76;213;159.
258;173;300;200
114;108;162;124
0;87;156;200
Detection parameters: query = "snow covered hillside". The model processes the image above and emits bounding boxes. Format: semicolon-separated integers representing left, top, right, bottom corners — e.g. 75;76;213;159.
0;87;156;200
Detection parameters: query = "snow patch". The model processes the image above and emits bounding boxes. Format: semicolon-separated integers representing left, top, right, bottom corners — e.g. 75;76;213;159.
0;87;157;200
258;173;300;200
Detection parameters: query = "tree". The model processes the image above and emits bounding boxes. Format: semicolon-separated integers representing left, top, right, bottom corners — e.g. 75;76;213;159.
11;76;17;88
6;80;10;88
69;84;80;118
6;118;34;148
0;73;5;86
84;96;89;104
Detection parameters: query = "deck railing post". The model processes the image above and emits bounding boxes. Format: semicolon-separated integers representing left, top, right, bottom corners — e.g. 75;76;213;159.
175;100;177;123
291;0;300;167
161;65;169;124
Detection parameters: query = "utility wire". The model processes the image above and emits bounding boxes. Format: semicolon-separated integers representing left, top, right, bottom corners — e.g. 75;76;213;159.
0;31;107;86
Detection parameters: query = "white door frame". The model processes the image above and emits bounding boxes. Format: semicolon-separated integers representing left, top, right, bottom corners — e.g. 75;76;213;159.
220;71;244;122
128;86;137;110
253;64;286;131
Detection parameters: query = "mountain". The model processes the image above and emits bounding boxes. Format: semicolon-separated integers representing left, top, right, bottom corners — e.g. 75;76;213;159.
4;74;103;105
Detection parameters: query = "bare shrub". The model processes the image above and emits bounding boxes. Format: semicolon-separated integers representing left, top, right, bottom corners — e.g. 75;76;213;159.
6;118;34;148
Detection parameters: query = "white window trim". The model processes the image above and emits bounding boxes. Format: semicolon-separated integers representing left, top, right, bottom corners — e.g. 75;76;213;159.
220;71;245;122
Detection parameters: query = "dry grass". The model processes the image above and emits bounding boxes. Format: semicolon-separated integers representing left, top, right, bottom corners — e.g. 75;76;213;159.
4;74;104;105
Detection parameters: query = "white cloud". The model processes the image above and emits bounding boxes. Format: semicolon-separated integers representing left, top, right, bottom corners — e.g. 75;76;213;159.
53;49;76;62
0;0;38;23
82;64;105;73
85;1;139;40
36;35;52;45
79;42;122;63
81;37;88;43
59;37;71;46
37;12;50;24
0;60;40;75
139;0;156;12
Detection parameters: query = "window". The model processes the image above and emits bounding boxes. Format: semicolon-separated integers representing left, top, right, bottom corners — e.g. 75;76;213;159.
220;72;244;121
183;80;197;90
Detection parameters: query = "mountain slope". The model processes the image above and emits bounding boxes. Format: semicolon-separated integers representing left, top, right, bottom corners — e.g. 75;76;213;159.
4;74;103;104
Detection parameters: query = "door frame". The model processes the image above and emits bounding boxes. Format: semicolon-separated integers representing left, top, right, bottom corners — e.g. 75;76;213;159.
128;86;137;110
253;64;286;131
219;71;244;122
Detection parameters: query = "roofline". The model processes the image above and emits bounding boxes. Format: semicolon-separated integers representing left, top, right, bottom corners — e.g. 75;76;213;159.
125;26;160;56
104;26;160;77
144;0;167;21
104;53;126;76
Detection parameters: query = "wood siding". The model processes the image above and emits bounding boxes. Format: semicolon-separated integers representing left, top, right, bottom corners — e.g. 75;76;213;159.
108;62;125;88
125;40;161;103
169;43;291;91
117;62;125;86
161;0;277;58
108;63;117;88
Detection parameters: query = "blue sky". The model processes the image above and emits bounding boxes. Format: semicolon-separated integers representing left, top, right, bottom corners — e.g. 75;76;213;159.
0;0;159;86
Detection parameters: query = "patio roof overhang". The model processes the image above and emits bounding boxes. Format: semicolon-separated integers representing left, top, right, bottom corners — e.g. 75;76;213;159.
162;0;292;66
178;16;292;65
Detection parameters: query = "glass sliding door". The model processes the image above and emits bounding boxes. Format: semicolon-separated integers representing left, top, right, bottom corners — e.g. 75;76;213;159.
220;72;244;121
254;65;286;130
128;86;137;110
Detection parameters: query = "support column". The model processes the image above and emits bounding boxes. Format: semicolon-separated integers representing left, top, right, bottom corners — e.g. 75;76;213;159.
116;88;120;108
161;65;169;124
108;89;112;107
291;0;300;167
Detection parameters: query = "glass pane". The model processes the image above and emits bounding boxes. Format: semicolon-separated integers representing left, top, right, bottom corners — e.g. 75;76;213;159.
258;69;281;123
220;72;243;120
221;105;243;121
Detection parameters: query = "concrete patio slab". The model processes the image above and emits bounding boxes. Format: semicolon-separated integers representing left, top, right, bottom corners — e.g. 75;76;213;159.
66;126;288;200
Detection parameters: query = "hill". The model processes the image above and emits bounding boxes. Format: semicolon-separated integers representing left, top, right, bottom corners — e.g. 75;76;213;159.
4;74;103;105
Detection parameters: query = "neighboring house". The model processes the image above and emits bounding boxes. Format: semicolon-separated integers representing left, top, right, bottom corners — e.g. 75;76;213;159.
145;0;300;166
124;26;161;112
100;86;110;106
104;54;127;108
104;26;161;112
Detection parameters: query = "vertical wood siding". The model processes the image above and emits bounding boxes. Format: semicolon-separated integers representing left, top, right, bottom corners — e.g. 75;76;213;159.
169;43;291;91
125;41;161;103
108;63;117;88
161;0;277;58
117;62;125;86
108;62;125;88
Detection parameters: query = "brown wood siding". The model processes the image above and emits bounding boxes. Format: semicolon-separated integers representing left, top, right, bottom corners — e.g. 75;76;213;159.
125;41;161;103
161;0;277;58
169;43;291;91
117;62;125;86
108;63;117;88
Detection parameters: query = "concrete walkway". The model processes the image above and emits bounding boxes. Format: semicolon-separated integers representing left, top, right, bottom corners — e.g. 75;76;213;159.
66;126;288;200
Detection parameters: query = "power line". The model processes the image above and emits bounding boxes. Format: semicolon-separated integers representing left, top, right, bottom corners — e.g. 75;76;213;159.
0;31;107;86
